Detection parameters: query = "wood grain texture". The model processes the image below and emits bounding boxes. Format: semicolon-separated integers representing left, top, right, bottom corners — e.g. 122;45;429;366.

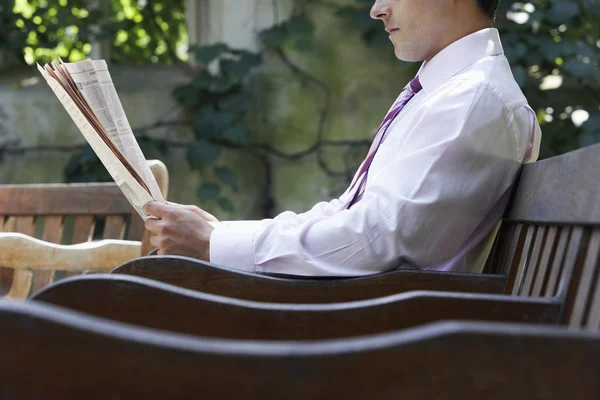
65;216;95;278
1;301;599;399
33;274;560;340
0;233;141;272
567;229;600;329
30;216;64;294
71;216;94;244
102;215;125;239
0;184;134;216
531;226;559;296
5;270;32;300
508;143;600;224
585;236;600;330
544;227;571;297
510;225;537;295
5;216;37;298
112;256;506;303
520;225;547;296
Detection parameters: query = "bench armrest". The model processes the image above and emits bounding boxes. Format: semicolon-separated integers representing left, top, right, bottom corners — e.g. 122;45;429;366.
0;232;142;273
111;255;506;302
32;274;560;340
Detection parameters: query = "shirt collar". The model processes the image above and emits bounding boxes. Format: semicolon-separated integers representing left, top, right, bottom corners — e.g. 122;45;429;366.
416;28;504;92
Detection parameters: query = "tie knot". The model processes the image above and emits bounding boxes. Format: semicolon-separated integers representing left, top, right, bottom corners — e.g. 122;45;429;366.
407;76;422;94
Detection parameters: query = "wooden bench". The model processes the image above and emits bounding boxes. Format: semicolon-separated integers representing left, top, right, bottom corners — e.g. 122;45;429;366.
28;144;599;340
0;160;168;299
1;300;599;398
109;143;600;303
29;220;595;340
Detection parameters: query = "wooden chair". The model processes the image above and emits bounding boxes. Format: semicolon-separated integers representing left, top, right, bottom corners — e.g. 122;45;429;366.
0;159;168;300
1;299;599;398
109;143;600;303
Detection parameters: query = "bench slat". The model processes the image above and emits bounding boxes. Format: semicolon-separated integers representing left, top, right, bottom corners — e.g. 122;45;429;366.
0;184;134;216
531;226;558;296
568;229;600;329
508;143;600;224
544;227;571;297
520;225;547;296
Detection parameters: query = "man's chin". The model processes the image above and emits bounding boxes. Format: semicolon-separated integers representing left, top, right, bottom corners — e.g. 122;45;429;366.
394;51;422;63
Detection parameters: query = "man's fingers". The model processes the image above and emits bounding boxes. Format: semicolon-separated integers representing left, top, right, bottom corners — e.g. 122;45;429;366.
144;217;161;233
149;233;161;249
163;201;219;223
143;201;169;217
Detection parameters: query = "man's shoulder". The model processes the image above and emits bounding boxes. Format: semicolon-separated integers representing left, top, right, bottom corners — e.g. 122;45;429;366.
439;55;528;112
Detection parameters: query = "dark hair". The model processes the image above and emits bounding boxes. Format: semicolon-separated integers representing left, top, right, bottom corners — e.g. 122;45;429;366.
477;0;499;20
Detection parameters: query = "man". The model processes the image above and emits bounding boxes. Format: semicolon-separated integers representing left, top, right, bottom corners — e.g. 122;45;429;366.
144;0;541;276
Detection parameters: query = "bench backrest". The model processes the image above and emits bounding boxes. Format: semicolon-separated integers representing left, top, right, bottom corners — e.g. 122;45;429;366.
0;160;169;297
485;143;600;322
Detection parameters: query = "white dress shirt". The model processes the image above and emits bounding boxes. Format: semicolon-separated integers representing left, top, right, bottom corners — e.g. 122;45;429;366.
209;28;541;276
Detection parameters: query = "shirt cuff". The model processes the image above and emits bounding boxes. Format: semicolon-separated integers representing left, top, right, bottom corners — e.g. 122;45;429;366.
209;221;263;273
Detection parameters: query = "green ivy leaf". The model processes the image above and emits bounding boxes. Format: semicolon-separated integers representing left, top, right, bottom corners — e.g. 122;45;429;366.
217;197;235;212
191;43;229;64
215;167;238;191
209;76;237;93
546;0;580;24
218;94;254;113
221;58;252;81
172;84;199;109
187;140;222;168
237;51;262;68
197;184;221;203
260;26;288;47
563;59;597;78
191;70;215;89
193;108;235;138
222;123;249;145
287;16;315;36
294;38;313;52
337;7;378;31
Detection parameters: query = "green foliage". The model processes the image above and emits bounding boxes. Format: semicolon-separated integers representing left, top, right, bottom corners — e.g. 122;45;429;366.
4;0;187;65
260;15;315;52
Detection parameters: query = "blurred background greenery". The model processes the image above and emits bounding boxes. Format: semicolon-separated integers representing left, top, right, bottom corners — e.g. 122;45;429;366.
0;0;598;218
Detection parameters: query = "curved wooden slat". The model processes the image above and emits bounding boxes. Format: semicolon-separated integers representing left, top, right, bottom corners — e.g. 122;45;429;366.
112;256;506;303
1;302;600;399
32;274;560;340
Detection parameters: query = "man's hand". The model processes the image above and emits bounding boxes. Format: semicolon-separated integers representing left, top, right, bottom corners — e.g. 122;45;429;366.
143;201;215;261
164;201;220;224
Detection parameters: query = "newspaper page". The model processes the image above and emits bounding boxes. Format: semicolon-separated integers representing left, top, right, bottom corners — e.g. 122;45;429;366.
61;59;165;203
37;63;154;219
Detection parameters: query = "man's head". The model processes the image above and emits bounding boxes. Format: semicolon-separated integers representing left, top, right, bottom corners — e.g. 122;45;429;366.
370;0;499;62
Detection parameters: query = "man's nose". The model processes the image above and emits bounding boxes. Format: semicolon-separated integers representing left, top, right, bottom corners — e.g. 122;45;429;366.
370;0;390;20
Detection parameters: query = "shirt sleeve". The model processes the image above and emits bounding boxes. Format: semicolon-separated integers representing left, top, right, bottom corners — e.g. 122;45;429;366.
210;81;527;276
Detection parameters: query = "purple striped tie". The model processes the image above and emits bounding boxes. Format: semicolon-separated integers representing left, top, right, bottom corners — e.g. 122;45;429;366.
341;76;422;210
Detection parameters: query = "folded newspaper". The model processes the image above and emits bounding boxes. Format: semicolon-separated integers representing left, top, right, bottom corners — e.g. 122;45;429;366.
37;59;164;220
